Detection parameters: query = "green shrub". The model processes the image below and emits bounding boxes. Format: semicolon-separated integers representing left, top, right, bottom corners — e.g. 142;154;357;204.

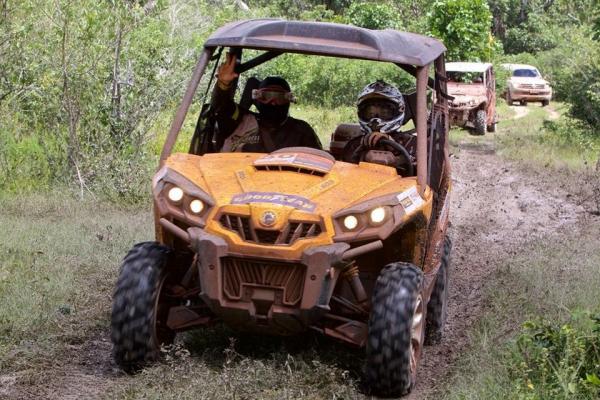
503;14;557;54
533;27;600;126
0;110;67;192
257;54;414;107
511;313;600;399
540;117;600;153
429;0;499;62
344;1;403;29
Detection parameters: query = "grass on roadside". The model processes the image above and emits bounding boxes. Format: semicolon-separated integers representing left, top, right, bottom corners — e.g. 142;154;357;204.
437;222;600;400
498;103;600;170
0;192;153;372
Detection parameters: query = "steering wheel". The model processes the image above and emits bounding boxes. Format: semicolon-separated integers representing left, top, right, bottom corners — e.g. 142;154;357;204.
350;138;414;176
377;139;414;176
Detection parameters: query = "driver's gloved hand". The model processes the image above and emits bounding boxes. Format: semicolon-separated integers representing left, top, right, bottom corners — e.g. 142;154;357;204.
361;131;391;148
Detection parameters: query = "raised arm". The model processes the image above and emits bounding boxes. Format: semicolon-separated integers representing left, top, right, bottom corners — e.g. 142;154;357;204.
211;53;243;141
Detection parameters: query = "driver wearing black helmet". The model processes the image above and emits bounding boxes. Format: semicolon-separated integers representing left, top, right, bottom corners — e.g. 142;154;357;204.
343;80;416;175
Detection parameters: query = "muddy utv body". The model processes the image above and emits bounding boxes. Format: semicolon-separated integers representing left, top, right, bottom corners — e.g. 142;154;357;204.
446;62;497;134
111;19;452;397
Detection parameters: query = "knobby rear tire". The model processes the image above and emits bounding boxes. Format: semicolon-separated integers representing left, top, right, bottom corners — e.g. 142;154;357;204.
425;236;452;345
366;263;424;397
111;241;175;372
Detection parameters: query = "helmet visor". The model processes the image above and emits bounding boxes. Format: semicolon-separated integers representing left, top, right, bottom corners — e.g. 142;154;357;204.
252;87;295;105
358;99;400;121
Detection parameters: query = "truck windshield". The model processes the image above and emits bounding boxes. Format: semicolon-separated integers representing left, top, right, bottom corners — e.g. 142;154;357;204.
513;69;539;78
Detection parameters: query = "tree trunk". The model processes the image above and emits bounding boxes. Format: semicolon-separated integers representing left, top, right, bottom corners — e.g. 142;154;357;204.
111;21;122;126
60;9;82;194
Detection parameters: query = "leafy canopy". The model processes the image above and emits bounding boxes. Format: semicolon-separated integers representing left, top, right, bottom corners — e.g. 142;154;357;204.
345;2;402;30
428;0;497;61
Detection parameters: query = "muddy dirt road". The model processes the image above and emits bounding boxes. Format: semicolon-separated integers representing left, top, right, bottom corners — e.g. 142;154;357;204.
410;134;586;398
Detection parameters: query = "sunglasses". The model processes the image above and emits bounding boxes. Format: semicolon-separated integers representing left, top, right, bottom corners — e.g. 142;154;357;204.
252;87;296;105
358;99;402;121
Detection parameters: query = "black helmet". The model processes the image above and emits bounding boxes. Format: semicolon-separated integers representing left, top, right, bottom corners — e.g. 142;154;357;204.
357;80;405;134
253;76;293;124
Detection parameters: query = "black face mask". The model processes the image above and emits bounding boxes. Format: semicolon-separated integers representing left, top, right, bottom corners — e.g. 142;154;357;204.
256;102;289;125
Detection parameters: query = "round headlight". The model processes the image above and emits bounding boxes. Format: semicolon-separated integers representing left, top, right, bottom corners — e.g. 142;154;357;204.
168;186;184;202
370;207;386;224
343;215;359;230
189;199;204;214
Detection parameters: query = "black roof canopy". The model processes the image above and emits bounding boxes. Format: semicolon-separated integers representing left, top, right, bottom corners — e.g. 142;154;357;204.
204;19;446;67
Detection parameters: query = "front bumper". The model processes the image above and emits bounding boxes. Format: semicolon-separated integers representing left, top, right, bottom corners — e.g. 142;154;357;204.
448;108;471;125
510;88;552;101
188;227;350;335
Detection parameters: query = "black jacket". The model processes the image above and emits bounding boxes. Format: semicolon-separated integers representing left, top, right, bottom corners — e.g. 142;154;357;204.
211;84;322;152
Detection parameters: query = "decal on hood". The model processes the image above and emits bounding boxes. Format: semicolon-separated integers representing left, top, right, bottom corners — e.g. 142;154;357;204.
231;191;316;212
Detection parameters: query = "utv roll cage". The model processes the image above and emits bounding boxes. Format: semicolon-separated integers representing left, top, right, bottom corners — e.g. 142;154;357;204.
159;19;449;196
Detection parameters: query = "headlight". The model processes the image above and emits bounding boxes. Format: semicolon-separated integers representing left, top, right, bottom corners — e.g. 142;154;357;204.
332;189;425;242
189;199;204;214
153;168;215;228
369;207;387;224
168;186;184;202
343;215;359;230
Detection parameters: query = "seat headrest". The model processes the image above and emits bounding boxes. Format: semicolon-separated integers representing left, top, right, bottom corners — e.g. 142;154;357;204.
333;123;362;140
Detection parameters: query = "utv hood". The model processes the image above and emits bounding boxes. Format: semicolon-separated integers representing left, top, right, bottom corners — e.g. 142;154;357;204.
158;151;417;216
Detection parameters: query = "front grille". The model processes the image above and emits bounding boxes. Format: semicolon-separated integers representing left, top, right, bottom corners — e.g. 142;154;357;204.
219;213;322;245
221;257;306;305
520;83;545;90
255;229;280;244
222;214;252;240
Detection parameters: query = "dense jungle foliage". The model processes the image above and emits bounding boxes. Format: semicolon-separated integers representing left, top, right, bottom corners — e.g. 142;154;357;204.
1;0;598;197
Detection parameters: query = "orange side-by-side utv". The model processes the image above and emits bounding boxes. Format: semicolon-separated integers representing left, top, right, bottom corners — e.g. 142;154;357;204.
110;19;452;397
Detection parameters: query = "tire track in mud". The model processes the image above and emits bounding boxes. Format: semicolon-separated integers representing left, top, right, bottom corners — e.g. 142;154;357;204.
409;138;584;399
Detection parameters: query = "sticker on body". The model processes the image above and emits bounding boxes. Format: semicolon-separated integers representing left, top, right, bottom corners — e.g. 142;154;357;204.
396;187;424;214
